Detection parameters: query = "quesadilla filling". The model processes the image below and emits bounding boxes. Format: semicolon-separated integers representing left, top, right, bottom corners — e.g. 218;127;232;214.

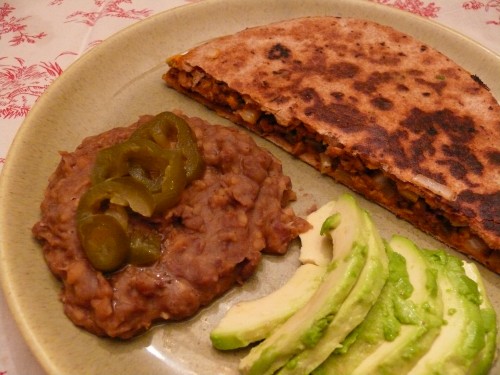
164;66;496;268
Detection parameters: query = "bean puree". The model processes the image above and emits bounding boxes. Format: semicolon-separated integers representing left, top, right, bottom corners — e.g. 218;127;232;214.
32;114;309;338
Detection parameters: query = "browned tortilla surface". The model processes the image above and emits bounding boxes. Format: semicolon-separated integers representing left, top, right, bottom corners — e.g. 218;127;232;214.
163;16;500;272
32;114;309;338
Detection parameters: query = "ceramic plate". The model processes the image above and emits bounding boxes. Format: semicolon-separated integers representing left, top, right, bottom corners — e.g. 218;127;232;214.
1;0;499;374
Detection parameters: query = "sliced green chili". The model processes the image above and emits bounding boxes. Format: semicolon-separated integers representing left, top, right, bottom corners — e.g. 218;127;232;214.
78;214;130;272
77;176;156;220
78;112;205;272
153;150;187;214
128;228;162;266
91;138;172;192
131;112;204;182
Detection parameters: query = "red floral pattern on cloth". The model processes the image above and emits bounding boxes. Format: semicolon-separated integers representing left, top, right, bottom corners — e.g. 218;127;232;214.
0;0;154;121
371;0;441;17
0;3;47;45
0;1;499;374
463;0;500;24
0;56;70;119
60;0;153;26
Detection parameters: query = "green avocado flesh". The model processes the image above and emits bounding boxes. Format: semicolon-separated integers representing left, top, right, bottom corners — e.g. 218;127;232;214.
299;200;336;266
277;211;388;375
406;249;487;375
315;237;496;375
210;194;497;375
463;262;498;375
314;236;444;375
239;194;371;375
210;263;326;350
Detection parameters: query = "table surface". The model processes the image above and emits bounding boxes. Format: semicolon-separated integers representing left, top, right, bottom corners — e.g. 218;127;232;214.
1;0;499;374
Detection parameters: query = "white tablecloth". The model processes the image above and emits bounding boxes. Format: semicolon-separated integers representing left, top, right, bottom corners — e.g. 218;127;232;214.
1;0;499;374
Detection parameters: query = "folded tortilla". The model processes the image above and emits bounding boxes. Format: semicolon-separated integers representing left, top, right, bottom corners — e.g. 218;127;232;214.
163;16;500;273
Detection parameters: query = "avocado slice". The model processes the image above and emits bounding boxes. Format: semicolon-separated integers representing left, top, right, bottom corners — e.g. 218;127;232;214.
239;194;370;375
350;236;444;374
456;262;497;375
210;263;327;350
299;200;336;266
277;210;389;375
406;249;486;375
313;235;444;375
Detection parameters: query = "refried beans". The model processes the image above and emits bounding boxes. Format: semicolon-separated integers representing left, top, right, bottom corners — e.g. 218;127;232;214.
32;114;310;339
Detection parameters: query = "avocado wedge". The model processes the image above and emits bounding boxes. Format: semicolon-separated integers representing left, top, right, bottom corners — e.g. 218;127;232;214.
239;194;370;375
210;263;326;350
463;262;498;375
210;197;348;350
299;200;336;266
314;236;444;375
407;250;486;375
277;210;389;375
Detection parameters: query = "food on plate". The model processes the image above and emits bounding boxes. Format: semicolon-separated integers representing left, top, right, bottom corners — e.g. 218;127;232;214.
276;200;389;375
315;235;495;375
318;236;445;375
74;112;205;273
210;263;326;350
211;197;496;375
239;194;389;375
210;195;371;351
32;111;309;338
462;262;498;375
298;200;338;266
163;16;500;273
401;248;493;375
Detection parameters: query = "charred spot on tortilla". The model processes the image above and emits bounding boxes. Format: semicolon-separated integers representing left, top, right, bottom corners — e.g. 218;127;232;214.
486;150;500;165
471;74;490;90
396;83;410;92
401;108;477;143
330;62;360;79
267;43;291;60
370;96;394;111
353;71;393;94
330;91;345;100
415;77;446;94
298;87;318;102
162;16;500;273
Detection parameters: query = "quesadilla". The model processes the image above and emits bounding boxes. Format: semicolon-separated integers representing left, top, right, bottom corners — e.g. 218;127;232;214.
162;16;500;273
